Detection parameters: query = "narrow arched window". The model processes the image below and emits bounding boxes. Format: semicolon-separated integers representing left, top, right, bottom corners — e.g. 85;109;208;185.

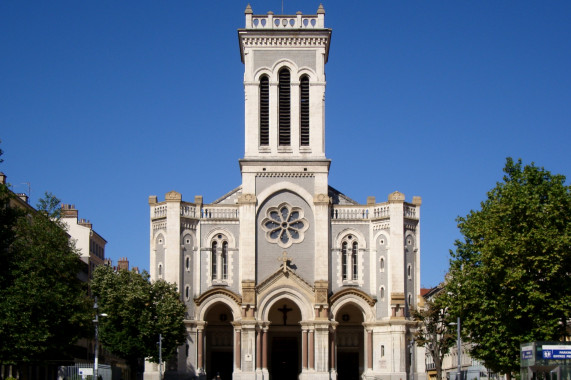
221;241;228;280
259;75;269;146
341;242;348;280
211;241;217;280
278;68;291;146
380;257;385;272
407;264;412;279
299;75;310;146
352;242;358;280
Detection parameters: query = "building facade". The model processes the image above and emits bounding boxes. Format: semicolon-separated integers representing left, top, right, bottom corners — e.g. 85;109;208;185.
146;6;424;380
61;203;107;279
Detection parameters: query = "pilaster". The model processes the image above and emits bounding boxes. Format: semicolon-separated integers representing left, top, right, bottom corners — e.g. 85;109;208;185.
165;191;182;287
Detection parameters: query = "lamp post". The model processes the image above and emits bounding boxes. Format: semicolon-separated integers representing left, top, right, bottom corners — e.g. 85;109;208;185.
93;297;108;380
449;317;461;380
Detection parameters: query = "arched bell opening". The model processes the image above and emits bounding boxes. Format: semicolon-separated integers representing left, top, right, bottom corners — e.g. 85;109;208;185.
204;303;234;380
335;303;365;380
267;299;302;380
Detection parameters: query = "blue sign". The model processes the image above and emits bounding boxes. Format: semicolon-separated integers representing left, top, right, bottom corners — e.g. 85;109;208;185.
542;345;571;360
522;349;533;360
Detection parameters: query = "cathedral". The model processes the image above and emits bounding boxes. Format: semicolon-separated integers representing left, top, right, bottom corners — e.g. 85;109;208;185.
146;5;425;380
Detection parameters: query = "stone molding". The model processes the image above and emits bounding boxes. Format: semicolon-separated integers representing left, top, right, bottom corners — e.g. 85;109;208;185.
313;193;330;205
238;193;257;205
329;288;376;307
194;287;242;307
241;36;329;48
388;191;405;203
256;172;315;178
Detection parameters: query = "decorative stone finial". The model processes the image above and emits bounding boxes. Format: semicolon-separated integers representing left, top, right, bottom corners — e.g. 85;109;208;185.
388;191;405;203
412;196;422;206
317;4;325;14
165;190;182;202
245;4;253;14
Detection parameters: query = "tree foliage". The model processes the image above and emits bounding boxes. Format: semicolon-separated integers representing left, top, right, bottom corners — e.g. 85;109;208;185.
90;265;186;370
413;290;456;380
0;191;91;364
445;158;571;376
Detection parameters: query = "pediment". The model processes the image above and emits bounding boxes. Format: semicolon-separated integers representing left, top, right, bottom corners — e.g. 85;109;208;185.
256;266;314;298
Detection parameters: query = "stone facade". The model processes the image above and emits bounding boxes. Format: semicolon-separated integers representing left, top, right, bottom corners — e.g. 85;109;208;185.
146;6;425;380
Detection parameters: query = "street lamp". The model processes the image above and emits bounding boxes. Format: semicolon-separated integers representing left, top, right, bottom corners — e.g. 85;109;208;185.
93;297;108;380
449;318;461;380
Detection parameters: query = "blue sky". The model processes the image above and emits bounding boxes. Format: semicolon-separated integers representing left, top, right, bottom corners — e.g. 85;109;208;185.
1;1;569;288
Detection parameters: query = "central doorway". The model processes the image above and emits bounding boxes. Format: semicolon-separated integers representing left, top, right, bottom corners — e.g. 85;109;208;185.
267;300;302;379
335;303;364;380
204;303;234;380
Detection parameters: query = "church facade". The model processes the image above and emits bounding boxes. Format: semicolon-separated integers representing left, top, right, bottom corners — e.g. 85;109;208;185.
146;6;425;380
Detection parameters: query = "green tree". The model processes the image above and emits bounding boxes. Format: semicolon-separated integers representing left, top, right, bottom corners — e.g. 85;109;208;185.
90;265;186;378
413;289;456;380
0;191;92;364
445;158;571;378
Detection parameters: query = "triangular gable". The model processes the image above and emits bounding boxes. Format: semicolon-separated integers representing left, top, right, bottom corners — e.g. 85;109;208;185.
211;185;242;205
256;266;314;296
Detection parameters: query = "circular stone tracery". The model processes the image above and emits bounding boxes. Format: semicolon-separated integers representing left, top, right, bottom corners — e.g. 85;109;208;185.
261;202;309;248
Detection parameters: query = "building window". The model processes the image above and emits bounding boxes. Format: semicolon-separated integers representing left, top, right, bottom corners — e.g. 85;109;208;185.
278;68;291;146
352;242;358;280
407;264;412;279
210;234;229;283
341;235;359;283
261;202;308;249
259;75;269;146
185;256;190;271
300;75;310;146
381;345;385;357
185;285;190;300
342;242;348;280
380;286;385;300
221;241;228;280
380;257;385;272
211;241;217;280
408;293;413;307
158;264;162;277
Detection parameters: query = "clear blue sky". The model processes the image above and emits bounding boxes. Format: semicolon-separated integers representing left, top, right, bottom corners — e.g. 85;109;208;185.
1;1;569;288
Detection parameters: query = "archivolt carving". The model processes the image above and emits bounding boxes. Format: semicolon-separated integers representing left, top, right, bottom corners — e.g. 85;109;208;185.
329;288;376;307
194;288;242;307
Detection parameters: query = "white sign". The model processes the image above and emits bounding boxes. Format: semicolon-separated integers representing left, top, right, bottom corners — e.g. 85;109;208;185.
78;368;93;375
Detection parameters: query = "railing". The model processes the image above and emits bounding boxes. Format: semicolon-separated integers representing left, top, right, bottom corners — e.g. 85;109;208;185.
331;204;418;220
181;204;197;218
201;206;239;220
153;205;167;218
247;13;324;30
404;205;417;219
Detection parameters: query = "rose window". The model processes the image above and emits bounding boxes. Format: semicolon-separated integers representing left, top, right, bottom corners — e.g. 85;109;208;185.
261;202;309;248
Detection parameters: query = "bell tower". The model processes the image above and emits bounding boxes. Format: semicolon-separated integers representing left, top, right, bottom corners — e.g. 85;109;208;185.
238;4;331;162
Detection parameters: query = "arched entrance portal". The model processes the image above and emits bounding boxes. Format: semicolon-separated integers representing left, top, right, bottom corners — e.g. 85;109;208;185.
268;300;302;380
335;303;364;380
204;303;234;380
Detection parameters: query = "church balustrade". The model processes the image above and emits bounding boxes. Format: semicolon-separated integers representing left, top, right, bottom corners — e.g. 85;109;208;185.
180;203;197;218
249;14;321;30
331;206;370;220
201;206;239;220
152;204;167;218
404;205;418;219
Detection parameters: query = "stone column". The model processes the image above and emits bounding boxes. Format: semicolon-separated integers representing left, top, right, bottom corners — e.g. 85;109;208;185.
367;329;373;370
302;329;308;369
329;329;335;370
256;327;262;370
309;329;315;369
235;328;241;370
262;326;269;370
197;328;204;372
